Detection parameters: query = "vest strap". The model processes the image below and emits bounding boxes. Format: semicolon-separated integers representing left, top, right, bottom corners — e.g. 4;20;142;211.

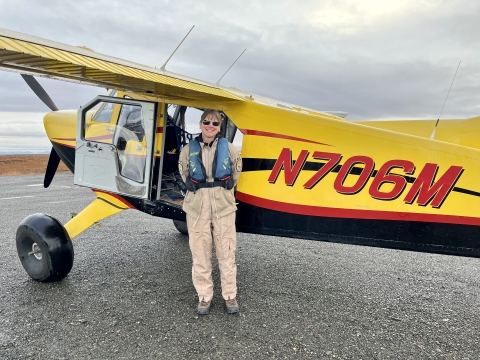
195;180;228;189
188;175;234;191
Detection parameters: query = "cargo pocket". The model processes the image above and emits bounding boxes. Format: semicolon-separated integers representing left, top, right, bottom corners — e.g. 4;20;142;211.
187;214;213;261
213;213;236;261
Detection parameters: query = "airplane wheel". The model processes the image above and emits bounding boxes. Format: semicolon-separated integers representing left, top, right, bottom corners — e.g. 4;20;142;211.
16;213;74;282
172;219;188;235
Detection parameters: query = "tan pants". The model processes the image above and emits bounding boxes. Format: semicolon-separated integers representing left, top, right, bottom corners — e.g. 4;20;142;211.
186;190;237;302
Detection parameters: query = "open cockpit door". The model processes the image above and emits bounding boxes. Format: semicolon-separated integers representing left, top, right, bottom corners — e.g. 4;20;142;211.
74;96;157;199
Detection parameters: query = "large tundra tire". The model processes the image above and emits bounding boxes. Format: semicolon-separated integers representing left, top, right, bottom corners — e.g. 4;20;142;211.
16;213;74;282
172;219;189;235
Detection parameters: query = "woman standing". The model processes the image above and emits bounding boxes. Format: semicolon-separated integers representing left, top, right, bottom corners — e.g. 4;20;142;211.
178;109;242;315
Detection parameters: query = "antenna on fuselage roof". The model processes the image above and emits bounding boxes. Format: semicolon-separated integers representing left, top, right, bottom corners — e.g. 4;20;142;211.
216;48;246;85
430;60;461;140
160;25;195;71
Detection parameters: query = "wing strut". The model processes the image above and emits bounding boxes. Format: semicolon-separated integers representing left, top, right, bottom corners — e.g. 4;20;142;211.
216;49;246;85
160;25;195;71
430;61;461;139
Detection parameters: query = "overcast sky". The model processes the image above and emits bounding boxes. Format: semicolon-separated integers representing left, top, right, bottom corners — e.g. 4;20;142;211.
1;0;480;153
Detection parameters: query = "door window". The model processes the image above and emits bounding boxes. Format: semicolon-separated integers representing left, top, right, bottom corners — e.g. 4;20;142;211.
114;104;146;183
84;101;147;183
85;101;120;144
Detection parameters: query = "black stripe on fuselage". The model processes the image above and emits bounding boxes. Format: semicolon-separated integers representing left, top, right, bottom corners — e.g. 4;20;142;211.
47;144;480;256
236;200;480;257
242;157;480;198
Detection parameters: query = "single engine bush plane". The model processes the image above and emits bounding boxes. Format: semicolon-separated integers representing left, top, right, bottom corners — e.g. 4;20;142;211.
1;27;480;282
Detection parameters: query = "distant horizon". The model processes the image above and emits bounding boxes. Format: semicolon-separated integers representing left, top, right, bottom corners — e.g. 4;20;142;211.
0;145;242;155
0;150;50;155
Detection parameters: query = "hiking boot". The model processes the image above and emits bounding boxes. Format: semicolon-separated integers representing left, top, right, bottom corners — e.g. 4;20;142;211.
197;299;212;315
225;298;239;314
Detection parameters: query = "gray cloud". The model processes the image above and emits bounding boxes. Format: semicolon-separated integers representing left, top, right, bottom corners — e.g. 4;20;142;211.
0;71;104;112
0;112;51;152
0;0;479;123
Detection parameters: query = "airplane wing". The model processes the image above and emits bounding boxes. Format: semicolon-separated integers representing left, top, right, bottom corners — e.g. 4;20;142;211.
0;27;243;104
356;117;480;150
0;27;352;120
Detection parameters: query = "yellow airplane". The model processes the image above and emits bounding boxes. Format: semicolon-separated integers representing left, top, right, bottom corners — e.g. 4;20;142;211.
1;27;480;282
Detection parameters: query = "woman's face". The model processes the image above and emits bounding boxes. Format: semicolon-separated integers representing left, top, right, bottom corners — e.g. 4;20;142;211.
200;114;221;142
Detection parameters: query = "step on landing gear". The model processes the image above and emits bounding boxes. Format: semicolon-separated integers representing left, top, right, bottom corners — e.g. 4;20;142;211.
16;213;74;282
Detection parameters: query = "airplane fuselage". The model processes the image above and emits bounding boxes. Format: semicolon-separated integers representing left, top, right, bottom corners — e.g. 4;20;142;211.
43;92;480;258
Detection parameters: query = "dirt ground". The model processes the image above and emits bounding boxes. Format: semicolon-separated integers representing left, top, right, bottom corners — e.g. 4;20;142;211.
0;155;70;176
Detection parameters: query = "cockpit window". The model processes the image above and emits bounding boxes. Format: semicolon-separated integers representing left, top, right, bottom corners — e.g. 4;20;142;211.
91;90;118;123
91;101;114;123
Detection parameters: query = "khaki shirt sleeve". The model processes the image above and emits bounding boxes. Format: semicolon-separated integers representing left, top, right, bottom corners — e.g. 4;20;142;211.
228;143;242;185
178;144;190;183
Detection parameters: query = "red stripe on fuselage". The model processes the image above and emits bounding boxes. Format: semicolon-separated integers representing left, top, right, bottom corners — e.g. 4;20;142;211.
51;140;75;149
236;191;480;226
54;134;113;142
87;134;113;141
240;129;331;146
52;137;76;141
92;189;136;209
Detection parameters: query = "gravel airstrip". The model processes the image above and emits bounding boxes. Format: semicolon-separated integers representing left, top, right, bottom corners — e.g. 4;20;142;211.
1;174;479;359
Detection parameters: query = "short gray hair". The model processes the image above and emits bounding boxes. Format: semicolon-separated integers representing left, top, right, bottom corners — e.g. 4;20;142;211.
200;109;222;124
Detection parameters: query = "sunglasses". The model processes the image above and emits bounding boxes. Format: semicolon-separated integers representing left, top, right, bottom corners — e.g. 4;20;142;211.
202;120;220;126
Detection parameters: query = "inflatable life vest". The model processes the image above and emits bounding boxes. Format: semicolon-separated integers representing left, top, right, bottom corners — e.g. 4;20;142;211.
188;136;232;189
